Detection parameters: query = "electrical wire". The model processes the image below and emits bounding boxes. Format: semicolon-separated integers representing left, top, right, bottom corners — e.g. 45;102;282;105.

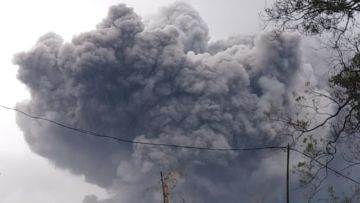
0;104;286;152
290;148;360;185
1;104;359;185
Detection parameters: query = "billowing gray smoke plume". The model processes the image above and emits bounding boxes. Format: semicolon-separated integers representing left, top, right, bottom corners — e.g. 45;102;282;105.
14;2;319;203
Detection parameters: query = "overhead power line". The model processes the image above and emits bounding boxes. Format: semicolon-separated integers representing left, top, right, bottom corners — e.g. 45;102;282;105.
0;104;286;152
290;148;360;185
1;104;359;186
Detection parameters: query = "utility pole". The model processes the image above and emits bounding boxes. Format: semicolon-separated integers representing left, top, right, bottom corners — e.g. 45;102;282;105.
161;171;170;203
286;144;290;203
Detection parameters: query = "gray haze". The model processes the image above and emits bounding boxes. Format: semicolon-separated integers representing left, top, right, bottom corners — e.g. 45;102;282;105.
14;2;326;202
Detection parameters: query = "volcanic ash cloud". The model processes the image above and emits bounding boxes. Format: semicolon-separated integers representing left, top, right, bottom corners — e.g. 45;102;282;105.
14;2;317;203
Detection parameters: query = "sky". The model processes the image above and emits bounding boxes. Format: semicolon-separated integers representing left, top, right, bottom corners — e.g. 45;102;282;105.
0;1;270;203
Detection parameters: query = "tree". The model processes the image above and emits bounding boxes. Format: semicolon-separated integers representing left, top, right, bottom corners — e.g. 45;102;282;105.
265;0;360;41
265;0;360;201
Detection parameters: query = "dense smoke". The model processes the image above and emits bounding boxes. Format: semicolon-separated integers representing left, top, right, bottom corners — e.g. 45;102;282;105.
14;2;321;202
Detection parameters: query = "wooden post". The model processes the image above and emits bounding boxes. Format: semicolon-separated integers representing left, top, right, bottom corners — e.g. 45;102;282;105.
161;171;170;203
286;144;290;203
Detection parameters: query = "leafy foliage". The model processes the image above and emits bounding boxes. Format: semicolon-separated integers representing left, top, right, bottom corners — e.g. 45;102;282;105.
265;0;360;202
265;0;360;38
320;185;360;203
